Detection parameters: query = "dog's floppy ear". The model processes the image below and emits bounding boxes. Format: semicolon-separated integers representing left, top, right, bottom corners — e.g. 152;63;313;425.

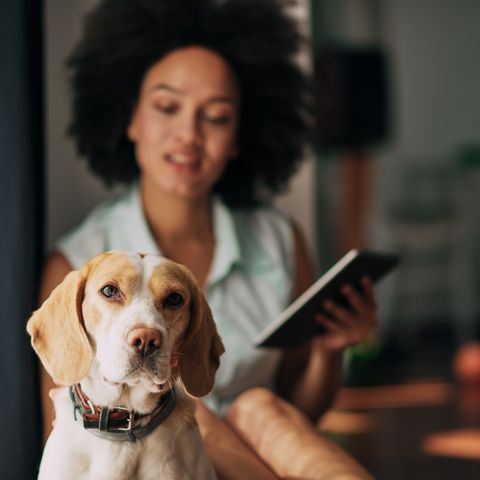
179;282;224;397
27;269;93;385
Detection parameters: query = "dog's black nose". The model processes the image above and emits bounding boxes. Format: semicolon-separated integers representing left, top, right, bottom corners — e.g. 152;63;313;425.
127;327;162;357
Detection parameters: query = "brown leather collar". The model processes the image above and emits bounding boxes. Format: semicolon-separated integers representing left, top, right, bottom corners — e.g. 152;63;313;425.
70;383;176;442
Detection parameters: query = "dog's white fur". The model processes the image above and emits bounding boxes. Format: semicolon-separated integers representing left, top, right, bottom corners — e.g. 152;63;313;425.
27;251;224;480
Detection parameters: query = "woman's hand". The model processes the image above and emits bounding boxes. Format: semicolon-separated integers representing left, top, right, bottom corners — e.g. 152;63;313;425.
313;277;378;352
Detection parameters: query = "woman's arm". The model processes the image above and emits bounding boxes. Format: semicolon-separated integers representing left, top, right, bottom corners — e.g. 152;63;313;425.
276;223;378;421
37;252;74;441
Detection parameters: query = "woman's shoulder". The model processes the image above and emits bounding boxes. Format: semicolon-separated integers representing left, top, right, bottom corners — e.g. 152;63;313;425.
55;187;136;269
233;203;292;241
230;204;295;269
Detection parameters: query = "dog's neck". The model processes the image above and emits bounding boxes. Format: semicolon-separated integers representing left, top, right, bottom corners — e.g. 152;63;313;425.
79;363;171;415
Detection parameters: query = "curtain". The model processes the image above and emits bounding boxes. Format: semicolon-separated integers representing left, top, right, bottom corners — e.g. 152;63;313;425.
0;0;44;477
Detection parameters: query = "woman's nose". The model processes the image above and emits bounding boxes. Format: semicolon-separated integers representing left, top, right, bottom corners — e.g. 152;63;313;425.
176;112;203;146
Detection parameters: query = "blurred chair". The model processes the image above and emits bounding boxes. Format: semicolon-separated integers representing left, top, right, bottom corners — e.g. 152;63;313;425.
451;146;480;341
385;159;478;344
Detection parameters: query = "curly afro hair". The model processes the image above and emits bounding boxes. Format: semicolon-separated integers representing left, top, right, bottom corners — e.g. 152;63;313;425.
67;0;312;208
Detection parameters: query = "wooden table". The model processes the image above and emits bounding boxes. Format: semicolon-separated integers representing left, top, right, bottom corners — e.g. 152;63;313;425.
337;400;479;479
321;346;480;479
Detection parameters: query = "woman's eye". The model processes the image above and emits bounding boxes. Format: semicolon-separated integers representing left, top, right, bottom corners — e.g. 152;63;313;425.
164;292;184;308
155;103;177;115
204;115;232;125
101;285;120;299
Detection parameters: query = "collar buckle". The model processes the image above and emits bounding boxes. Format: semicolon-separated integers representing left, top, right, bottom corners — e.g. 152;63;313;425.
70;384;176;443
114;407;132;432
86;399;96;415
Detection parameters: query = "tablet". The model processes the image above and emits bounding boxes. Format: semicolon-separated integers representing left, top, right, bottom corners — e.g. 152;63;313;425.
253;249;399;348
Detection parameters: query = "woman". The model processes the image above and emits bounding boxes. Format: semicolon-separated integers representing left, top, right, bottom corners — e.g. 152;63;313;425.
40;0;376;477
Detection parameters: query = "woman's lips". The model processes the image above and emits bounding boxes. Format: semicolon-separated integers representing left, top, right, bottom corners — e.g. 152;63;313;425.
165;153;200;170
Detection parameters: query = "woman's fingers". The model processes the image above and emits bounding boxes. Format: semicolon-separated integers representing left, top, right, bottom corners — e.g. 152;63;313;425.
340;285;367;315
315;313;343;333
360;276;377;308
313;280;379;351
321;297;361;330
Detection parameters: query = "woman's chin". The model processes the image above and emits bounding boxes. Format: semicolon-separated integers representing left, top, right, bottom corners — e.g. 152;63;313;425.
163;184;211;203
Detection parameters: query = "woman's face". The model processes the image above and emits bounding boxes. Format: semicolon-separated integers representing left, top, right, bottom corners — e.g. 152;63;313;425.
127;46;240;201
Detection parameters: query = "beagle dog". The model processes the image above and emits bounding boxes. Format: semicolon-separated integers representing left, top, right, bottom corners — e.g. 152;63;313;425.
27;251;224;480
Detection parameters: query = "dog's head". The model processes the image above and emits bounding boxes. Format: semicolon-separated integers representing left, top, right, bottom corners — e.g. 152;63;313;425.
27;251;224;397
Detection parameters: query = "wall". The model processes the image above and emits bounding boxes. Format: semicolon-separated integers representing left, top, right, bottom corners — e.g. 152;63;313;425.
312;0;480;338
375;0;480;336
380;0;480;158
45;0;120;249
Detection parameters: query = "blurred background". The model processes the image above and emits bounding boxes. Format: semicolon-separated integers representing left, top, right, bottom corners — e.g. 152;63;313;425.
1;0;480;478
44;0;480;351
309;0;480;377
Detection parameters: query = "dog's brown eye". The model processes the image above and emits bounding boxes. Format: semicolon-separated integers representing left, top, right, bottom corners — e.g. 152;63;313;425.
101;284;119;299
164;292;183;308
